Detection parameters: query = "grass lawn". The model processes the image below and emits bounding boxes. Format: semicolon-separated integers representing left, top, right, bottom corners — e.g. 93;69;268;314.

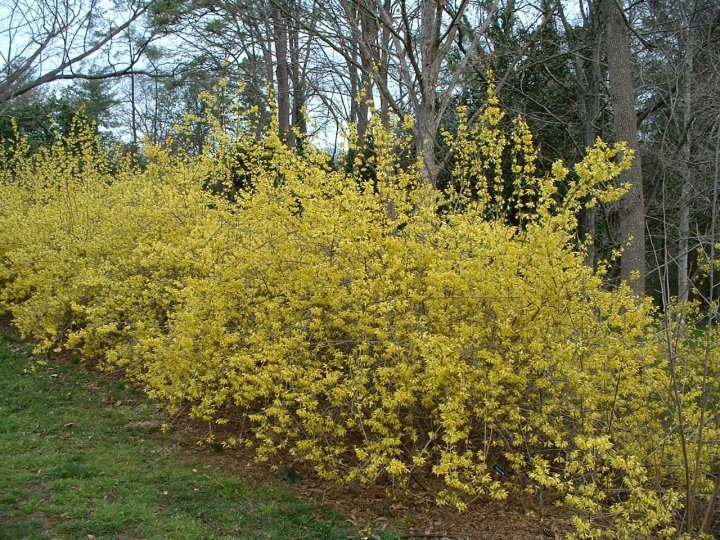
0;333;394;539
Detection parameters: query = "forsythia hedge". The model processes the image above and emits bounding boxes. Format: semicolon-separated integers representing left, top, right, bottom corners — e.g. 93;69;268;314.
1;94;718;538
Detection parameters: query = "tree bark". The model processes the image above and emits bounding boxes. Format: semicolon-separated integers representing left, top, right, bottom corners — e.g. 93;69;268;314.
603;0;646;295
416;0;444;186
678;27;693;303
289;10;305;150
378;0;392;127
356;0;376;145
273;1;293;147
561;0;601;267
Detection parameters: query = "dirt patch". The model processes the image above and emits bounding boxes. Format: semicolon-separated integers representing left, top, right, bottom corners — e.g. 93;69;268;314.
162;414;574;539
3;318;573;539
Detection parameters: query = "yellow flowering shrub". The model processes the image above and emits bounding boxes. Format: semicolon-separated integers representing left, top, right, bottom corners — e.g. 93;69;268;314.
2;97;714;537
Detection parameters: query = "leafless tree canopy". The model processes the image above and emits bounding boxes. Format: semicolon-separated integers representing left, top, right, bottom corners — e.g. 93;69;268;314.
1;0;719;302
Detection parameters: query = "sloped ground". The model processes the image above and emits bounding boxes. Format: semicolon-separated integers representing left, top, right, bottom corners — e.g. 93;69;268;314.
0;330;570;539
0;333;360;540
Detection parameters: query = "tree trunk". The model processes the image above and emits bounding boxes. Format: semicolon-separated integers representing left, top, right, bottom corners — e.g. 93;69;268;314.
130;70;138;152
356;0;376;145
678;29;693;303
379;0;392;126
580;21;602;267
272;2;293;147
289;12;305;150
562;0;601;267
348;46;359;127
417;0;444;186
604;0;645;295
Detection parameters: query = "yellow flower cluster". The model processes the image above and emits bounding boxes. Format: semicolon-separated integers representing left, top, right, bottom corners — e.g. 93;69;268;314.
2;99;716;537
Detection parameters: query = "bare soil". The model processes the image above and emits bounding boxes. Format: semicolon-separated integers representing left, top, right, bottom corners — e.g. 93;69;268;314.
3;319;573;539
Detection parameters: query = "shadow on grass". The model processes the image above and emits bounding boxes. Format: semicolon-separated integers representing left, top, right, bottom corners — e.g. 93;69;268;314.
0;334;399;539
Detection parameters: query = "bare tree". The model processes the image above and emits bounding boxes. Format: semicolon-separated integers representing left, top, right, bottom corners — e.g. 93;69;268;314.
310;0;507;184
272;0;292;144
559;0;602;266
631;0;720;303
0;0;171;109
603;0;646;294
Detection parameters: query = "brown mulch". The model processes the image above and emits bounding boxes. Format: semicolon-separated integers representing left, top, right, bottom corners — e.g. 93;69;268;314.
2;318;572;539
164;419;572;540
161;400;573;539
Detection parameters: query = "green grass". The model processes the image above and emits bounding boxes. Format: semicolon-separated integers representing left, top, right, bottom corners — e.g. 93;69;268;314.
0;334;396;539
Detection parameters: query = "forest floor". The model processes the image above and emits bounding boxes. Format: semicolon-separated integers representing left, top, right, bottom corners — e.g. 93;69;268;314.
0;329;570;539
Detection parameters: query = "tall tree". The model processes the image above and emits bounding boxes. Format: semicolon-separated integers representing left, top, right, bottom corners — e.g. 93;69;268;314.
0;0;174;108
272;0;293;145
603;0;645;294
632;0;720;304
559;0;602;266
